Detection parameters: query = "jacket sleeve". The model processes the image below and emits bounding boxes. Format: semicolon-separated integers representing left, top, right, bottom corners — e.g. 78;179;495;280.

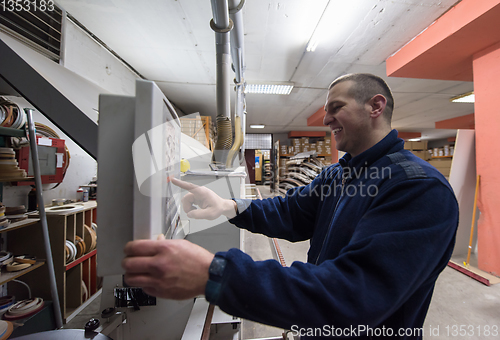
228;166;339;242
206;177;458;330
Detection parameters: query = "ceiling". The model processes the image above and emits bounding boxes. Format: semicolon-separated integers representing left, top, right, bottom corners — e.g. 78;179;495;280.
57;0;473;140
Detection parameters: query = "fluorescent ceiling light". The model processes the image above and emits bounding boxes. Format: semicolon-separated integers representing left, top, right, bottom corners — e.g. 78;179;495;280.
306;37;320;52
450;92;474;103
245;84;294;95
408;138;421;142
250;125;265;129
306;1;353;52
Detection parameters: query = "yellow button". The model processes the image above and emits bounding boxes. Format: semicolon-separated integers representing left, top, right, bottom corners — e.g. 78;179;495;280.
180;159;190;173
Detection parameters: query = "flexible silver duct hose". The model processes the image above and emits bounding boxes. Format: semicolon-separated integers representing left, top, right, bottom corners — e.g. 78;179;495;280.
212;116;233;165
215;116;233;149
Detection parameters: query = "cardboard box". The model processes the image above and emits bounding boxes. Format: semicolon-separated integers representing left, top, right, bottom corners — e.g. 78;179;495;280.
404;141;428;150
428;159;452;168
412;150;431;161
412;140;428;150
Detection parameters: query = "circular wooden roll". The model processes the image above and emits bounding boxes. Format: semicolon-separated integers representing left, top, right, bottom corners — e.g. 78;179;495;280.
65;245;70;262
5;205;26;215
65;240;76;263
6;262;32;272
90;227;97;251
82;281;88;302
75;236;86;258
0;105;13;127
83;225;92;254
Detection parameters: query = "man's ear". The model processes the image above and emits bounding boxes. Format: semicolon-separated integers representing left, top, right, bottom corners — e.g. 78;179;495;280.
368;94;387;118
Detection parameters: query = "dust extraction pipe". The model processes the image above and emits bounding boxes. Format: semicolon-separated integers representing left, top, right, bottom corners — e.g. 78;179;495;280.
210;0;233;166
228;0;246;167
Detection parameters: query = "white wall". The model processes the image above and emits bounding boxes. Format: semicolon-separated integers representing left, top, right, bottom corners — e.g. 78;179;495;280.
1;17;140;207
63;19;138;96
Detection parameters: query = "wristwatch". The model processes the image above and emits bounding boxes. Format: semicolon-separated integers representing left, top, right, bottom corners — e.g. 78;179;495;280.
205;254;227;303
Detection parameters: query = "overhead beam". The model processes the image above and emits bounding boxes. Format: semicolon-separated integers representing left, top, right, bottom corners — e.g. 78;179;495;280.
288;131;327;138
307;107;325;127
386;0;500;81
397;132;421;140
435;113;475;129
0;38;98;159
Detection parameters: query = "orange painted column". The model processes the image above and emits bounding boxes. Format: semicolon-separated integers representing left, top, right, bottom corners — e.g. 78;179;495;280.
472;41;500;276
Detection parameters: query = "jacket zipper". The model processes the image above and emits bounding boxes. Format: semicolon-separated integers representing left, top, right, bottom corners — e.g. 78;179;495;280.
314;174;347;265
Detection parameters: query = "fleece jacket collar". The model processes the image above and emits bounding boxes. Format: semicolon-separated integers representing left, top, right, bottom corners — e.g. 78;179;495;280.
339;129;403;180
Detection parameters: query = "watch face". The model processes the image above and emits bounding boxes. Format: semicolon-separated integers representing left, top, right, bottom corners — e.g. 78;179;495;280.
209;256;227;278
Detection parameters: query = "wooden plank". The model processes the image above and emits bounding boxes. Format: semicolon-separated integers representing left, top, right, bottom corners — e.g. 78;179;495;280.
0;260;45;285
65;249;97;271
84;210;91;227
75;211;84;239
201;304;215;340
82;259;90;302
90;253;97;294
0;218;39;234
66;214;75;243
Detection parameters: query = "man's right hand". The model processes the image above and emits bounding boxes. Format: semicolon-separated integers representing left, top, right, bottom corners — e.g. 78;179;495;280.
171;178;238;220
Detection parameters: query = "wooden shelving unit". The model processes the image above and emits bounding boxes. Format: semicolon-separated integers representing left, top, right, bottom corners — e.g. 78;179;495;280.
0;261;45;285
8;201;98;322
1;100;63;330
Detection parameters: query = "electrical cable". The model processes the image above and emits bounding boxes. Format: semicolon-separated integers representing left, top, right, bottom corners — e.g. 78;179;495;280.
11;279;32;299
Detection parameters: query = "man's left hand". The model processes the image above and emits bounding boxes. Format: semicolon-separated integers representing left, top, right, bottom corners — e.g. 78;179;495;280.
122;239;214;300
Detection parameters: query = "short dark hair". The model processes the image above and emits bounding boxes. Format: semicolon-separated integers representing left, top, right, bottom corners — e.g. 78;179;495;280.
329;73;394;122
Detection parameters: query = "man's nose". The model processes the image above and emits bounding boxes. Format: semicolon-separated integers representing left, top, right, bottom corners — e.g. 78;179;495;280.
323;112;331;126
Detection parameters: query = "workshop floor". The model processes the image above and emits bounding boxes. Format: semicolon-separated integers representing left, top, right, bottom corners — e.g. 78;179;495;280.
65;185;500;340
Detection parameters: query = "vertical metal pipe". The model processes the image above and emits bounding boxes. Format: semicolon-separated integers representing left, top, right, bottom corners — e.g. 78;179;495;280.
211;0;232;120
210;0;234;166
25;108;63;328
229;0;246;164
229;0;245;84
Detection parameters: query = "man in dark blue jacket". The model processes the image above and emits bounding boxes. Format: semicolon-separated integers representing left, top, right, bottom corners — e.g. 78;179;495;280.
123;73;459;339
